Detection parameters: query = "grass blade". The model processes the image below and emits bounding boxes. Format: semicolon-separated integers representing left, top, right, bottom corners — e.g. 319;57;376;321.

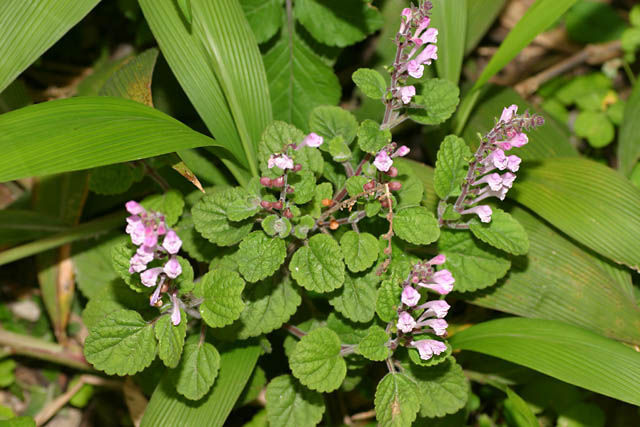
431;0;467;84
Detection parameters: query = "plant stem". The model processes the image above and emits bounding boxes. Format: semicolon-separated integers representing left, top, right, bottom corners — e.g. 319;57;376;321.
0;211;125;266
0;328;93;371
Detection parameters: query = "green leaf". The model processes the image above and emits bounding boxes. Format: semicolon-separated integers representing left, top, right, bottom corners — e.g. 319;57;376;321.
84;309;157;376
0;97;220;182
357;119;391;154
295;0;383;47
431;0;467;84
434;135;472;200
72;233;121;299
0;210;66;247
155;311;187;368
192;0;272;176
376;280;402;323
329;272;378;323
472;0;578;90
192;187;254;247
0;359;16;388
345;176;369;198
265;26;341;132
265;375;325;427
88;164;136;195
139;0;250;170
0;0;99;94
328;136;352;162
289;327;347;392
574;111;614;148
358;326;391;362
175;215;217;263
199;269;246;328
111;240;145;293
227;192;262;222
394;207;440;246
309;106;358;145
556;402;605;427
449;317;640;406
618;81;640;176
438;230;510;293
142;344;260;426
262;214;292;238
81;280;150;330
290;171;316;204
405;357;469;418
374;372;420;427
171;335;221;401
469;209;529;256
290;234;345;292
240;0;283;44
226;275;301;339
258;121;305;175
352;68;387;99
462;87;577;161
142;190;185;227
99;48;159;106
468;207;640;345
511;157;640;271
236;231;286;283
408;79;460;125
464;0;506;54
340;231;379;273
565;1;627;44
502;386;539;427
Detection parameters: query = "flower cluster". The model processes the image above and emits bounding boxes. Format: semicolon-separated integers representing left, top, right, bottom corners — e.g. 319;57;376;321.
374;143;410;173
458;105;544;223
391;2;438;106
125;201;183;325
395;255;453;361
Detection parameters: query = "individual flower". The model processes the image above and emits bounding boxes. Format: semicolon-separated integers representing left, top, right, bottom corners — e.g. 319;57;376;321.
126;200;145;215
162;230;182;254
427;254;446;265
418;300;450;319
473;172;503;191
402;286;421;307
411;339;447;361
460;205;492;223
397;311;417;333
141;267;163;288
300;132;324;148
398;86;416;104
421;318;448;336
407;60;424;79
501;172;516;188
499;104;518;123
170;292;181;326
418;269;455;295
268;153;294;170
374;150;393;172
163;256;182;279
392;145;410;158
480;148;507;171
506;155;521;172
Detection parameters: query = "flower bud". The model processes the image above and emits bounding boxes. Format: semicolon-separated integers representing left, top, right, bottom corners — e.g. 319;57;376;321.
286;186;294;194
293;164;302;172
386;166;398;177
380;198;390;208
260;200;272;209
272;201;283;210
272;176;285;187
260;177;272;187
363;180;376;191
389;181;402;191
283;208;293;219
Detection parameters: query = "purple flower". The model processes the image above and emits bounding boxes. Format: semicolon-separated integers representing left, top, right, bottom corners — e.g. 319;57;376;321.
170;292;181;326
162;230;182;255
392;145;410;158
126;201;145;215
268;154;294;170
414;44;438;66
300;132;324;148
141;267;163;288
501;172;516;188
428;254;446;265
418;27;438;44
411;339;447;361
402;286;421;307
507;155;521;172
499;104;518;123
397;311;417;333
129;254;149;273
407;60;424;79
474;186;509;203
398;86;416;104
460;204;492;223
473;172;503;191
481;149;507;171
149;277;165;306
399;8;412;32
163;256;182;279
422;318;448;336
374;150;393;172
419;269;455;295
420;300;450;319
127;221;146;246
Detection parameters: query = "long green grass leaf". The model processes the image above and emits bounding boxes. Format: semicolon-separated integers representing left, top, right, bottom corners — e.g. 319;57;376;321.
468;207;640;344
0;0;99;93
465;0;505;55
512;157;640;271
617;79;640;176
431;0;467;84
449;318;640;406
141;343;261;427
0;97;219;182
138;0;248;170
192;0;272;177
472;0;577;91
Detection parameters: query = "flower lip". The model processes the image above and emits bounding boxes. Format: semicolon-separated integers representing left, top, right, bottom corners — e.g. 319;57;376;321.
401;286;421;307
397;311;417;333
374;150;393;172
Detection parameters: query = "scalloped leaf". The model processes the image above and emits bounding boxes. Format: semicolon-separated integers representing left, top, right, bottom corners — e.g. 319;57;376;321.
290;234;345;292
199;269;246;328
236;231;287;283
265;375;325;427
